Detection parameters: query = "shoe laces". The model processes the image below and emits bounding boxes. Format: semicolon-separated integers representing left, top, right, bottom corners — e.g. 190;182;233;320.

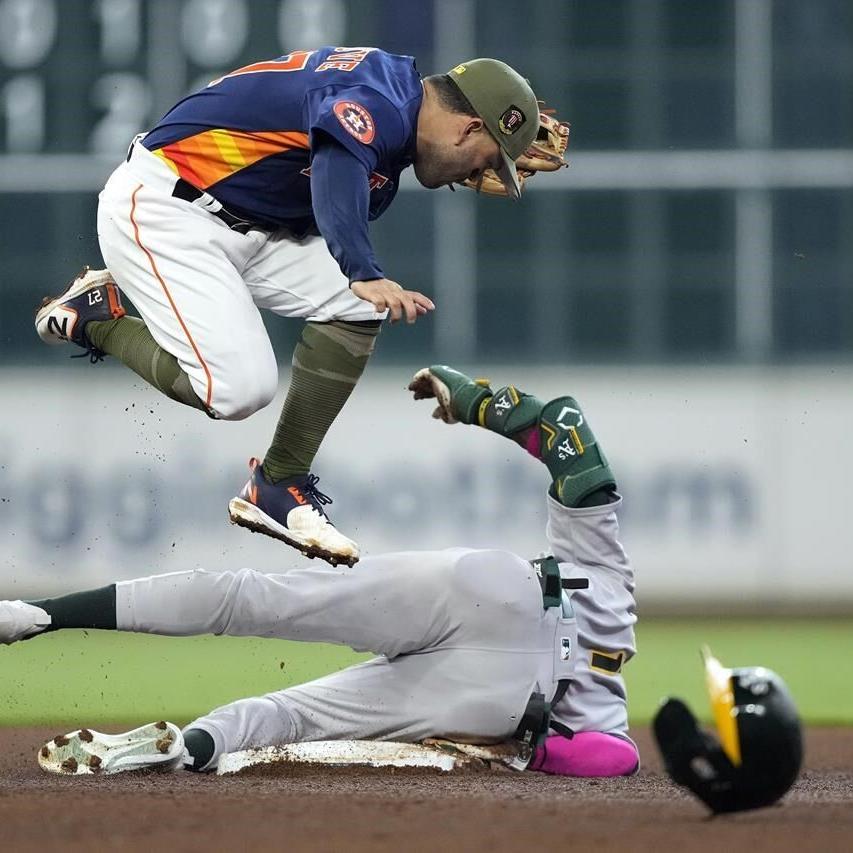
303;474;333;509
70;342;106;365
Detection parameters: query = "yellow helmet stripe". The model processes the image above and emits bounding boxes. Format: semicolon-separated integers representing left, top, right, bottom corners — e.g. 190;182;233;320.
703;647;742;766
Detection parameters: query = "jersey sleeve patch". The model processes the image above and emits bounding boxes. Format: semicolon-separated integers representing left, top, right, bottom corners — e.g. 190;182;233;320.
333;101;376;144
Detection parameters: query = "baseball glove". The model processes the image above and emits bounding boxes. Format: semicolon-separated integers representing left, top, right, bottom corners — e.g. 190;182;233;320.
460;104;570;197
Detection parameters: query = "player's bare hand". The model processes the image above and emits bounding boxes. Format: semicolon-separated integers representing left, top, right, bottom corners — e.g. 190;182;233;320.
351;278;435;324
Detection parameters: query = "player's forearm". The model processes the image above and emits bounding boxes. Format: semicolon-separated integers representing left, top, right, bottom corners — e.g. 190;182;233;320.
310;138;384;283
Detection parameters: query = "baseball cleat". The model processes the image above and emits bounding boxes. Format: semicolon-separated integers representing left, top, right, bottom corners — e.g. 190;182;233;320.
228;458;360;567
38;721;185;775
35;265;125;357
0;600;51;645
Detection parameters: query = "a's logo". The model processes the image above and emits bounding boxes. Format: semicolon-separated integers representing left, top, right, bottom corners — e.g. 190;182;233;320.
494;392;513;414
498;105;525;135
560;637;572;660
557;436;576;461
333;100;375;144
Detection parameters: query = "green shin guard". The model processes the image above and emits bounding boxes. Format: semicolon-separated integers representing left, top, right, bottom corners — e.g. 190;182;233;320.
86;317;207;413
416;366;616;507
262;320;380;482
537;396;616;507
478;385;616;508
479;384;544;434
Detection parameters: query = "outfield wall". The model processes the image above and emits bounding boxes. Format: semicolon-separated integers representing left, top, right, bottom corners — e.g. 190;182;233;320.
1;365;850;610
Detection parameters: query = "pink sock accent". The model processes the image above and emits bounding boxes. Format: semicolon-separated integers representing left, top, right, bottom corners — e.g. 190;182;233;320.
522;428;541;459
529;732;639;777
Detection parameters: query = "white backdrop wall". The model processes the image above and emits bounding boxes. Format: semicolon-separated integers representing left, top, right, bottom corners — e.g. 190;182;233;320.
1;365;851;610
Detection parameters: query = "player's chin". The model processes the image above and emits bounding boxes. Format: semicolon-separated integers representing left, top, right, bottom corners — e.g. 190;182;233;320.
413;163;449;190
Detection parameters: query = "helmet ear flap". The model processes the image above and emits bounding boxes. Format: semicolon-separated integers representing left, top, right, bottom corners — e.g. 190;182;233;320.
653;698;740;813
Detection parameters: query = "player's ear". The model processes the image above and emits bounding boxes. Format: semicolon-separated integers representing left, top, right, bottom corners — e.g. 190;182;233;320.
459;116;485;142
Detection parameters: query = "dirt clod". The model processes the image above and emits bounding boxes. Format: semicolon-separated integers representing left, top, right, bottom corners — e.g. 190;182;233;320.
78;729;94;743
61;757;78;773
154;721;168;731
53;735;69;747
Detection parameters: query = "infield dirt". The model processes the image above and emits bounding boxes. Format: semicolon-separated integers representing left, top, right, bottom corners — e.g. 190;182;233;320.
1;726;851;852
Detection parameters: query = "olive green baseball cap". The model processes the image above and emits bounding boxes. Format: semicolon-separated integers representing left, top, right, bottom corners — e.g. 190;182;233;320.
447;58;539;199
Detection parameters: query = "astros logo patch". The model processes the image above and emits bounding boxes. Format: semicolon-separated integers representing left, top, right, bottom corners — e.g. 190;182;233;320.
334;101;375;144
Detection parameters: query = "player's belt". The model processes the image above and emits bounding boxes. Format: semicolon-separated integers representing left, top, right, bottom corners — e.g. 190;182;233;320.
125;136;265;235
171;178;260;235
512;557;587;752
529;556;588;609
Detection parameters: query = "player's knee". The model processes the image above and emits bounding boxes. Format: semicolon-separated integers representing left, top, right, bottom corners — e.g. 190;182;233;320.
210;357;279;420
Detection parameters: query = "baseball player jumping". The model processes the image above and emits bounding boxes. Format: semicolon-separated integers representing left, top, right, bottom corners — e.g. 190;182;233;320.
0;368;637;778
34;46;564;568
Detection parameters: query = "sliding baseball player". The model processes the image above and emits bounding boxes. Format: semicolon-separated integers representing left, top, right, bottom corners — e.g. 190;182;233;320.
0;367;637;778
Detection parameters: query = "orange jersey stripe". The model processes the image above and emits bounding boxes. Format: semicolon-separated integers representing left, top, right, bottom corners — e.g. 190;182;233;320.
155;129;310;190
129;184;214;409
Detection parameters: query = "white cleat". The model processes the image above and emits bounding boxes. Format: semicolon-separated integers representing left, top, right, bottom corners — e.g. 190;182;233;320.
38;722;186;775
228;458;360;567
35;266;125;348
0;600;51;645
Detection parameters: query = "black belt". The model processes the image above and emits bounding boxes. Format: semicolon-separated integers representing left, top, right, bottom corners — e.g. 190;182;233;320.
530;556;588;609
514;681;573;749
171;178;259;234
514;557;588;749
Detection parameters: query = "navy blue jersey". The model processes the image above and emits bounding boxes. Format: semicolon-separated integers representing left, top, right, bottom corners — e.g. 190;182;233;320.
143;47;422;237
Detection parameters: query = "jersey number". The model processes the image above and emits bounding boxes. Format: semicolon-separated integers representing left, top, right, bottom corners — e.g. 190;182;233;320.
210;48;371;87
209;51;314;86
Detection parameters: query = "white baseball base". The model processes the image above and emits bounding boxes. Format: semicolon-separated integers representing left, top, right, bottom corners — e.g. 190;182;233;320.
216;738;530;775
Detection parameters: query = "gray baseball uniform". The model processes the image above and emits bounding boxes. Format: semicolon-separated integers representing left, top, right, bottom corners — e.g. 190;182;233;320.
545;495;636;736
115;493;634;770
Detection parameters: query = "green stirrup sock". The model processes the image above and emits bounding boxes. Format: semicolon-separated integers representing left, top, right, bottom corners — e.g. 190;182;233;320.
86;316;207;412
262;320;380;482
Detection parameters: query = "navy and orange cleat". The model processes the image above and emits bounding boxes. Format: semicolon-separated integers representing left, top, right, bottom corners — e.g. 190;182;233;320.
228;458;360;567
35;266;126;361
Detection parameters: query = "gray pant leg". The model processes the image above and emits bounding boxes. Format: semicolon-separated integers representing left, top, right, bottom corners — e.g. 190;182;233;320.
165;549;570;769
545;494;637;734
116;548;494;657
187;646;547;769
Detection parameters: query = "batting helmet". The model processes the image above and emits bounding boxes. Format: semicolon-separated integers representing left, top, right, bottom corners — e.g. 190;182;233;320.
653;648;802;814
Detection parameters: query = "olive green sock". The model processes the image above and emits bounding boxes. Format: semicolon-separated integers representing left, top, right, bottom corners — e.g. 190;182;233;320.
262;320;380;482
87;316;207;412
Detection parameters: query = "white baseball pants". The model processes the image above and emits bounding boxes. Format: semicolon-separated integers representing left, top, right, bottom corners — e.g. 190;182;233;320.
96;140;384;420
